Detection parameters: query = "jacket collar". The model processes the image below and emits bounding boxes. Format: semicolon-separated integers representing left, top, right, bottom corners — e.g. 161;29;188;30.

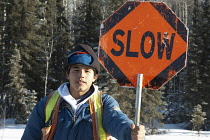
58;82;98;114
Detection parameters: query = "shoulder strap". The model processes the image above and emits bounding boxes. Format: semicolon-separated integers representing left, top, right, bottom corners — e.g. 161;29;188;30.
42;90;61;140
89;91;111;140
45;90;61;125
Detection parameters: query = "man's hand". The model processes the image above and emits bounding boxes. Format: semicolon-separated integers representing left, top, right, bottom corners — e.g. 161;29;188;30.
130;123;146;140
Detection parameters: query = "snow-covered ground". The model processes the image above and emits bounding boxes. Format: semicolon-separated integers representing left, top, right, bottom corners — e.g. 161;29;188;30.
0;119;25;140
0;119;210;140
146;123;210;140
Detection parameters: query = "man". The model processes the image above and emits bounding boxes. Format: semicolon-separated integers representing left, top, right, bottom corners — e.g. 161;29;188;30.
22;44;145;140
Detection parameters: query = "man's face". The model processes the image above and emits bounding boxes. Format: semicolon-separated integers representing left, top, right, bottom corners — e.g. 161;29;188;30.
67;64;98;98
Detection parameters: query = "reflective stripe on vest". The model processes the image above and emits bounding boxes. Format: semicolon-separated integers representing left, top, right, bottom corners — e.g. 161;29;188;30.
45;90;60;124
89;91;107;140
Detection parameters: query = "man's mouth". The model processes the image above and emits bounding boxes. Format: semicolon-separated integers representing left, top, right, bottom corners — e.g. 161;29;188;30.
77;80;85;84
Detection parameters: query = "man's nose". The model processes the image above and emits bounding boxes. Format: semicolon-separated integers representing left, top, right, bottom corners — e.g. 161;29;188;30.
78;70;85;77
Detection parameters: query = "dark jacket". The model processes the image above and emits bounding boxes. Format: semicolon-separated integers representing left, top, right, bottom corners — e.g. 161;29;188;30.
21;93;133;140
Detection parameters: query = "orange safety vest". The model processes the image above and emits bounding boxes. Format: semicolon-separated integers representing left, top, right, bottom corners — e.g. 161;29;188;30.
41;90;111;140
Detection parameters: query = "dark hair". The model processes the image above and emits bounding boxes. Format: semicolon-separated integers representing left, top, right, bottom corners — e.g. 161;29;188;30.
65;64;98;76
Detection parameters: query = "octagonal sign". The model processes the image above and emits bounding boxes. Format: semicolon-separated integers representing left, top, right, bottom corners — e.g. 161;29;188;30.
99;1;188;89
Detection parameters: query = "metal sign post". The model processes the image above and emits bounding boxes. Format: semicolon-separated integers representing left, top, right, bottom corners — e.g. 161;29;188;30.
134;74;143;126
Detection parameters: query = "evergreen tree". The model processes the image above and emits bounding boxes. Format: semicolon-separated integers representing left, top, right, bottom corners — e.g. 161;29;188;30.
6;47;36;123
1;0;22;118
141;88;166;133
184;0;204;121
105;82;136;120
72;0;101;47
200;0;210;119
163;80;186;124
16;89;37;124
162;0;191;124
23;0;70;99
0;0;6;119
25;0;56;99
3;0;45;101
100;0;125;21
1;0;43;119
49;0;71;92
191;104;206;135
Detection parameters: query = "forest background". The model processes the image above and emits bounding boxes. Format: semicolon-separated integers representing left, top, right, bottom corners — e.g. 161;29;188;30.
0;0;210;133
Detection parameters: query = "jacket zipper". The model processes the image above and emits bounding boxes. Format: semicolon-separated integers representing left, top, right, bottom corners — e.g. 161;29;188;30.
64;103;88;123
63;104;76;122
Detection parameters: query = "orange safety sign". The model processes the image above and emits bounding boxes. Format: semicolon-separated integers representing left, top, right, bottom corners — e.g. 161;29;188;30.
99;1;188;89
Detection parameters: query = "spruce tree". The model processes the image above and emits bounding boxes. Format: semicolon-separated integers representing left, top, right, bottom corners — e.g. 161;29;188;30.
182;0;210;125
72;0;101;47
49;0;71;92
26;0;56;99
1;0;37;117
201;0;210;119
6;47;36;124
0;0;5;119
162;0;193;124
100;0;126;20
191;104;206;135
141;88;166;133
163;79;186;124
184;0;204;121
3;0;45;101
105;82;136;120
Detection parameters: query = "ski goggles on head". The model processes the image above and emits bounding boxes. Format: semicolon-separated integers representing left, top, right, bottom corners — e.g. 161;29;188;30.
67;51;94;66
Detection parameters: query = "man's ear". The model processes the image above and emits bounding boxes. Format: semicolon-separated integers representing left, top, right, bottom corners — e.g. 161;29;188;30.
66;72;70;80
93;74;98;82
